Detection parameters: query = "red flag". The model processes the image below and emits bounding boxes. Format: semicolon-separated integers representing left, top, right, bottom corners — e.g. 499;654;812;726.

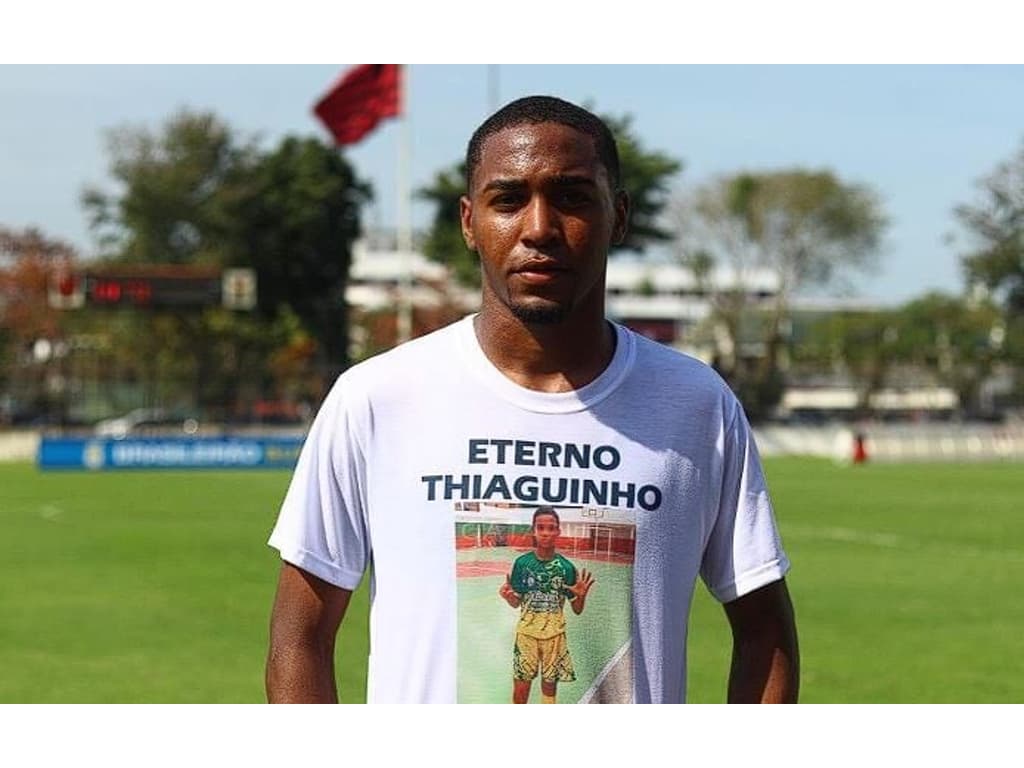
313;64;401;146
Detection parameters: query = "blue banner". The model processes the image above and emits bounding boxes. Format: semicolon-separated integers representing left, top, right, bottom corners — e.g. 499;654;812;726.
38;437;304;470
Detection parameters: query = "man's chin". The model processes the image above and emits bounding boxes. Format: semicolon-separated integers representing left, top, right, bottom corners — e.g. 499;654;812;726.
509;302;568;325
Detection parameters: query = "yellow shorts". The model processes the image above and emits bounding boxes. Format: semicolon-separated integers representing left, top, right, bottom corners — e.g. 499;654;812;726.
513;632;576;683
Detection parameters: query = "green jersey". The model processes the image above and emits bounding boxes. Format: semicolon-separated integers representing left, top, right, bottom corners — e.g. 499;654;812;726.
510;551;578;640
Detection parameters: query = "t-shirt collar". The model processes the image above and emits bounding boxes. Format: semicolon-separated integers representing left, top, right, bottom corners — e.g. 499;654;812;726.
456;314;635;414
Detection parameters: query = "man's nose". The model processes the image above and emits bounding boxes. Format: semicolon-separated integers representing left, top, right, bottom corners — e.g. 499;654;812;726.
521;195;560;248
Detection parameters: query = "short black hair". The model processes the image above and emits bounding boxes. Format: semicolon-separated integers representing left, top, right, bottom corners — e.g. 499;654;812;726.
532;506;561;526
465;95;620;193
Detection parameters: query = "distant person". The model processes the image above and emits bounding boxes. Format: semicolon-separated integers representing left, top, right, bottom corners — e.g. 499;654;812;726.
498;506;594;703
853;431;868;463
266;95;798;703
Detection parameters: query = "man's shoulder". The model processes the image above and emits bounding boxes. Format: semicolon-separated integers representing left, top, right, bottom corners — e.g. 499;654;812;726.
625;325;720;376
620;324;734;398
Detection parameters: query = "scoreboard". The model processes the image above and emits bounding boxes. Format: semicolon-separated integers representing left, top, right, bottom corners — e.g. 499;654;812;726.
49;266;256;310
87;273;221;307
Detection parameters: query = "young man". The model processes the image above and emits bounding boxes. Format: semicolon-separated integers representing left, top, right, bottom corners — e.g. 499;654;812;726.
266;95;799;704
499;506;594;704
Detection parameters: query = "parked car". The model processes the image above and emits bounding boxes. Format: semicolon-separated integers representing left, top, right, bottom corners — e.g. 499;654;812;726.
93;408;200;439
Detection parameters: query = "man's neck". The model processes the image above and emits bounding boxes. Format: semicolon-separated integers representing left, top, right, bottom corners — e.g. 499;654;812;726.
473;303;615;394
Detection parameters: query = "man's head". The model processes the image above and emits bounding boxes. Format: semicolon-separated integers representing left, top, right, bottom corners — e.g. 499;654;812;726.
460;96;629;326
465;96;621;195
531;506;561;551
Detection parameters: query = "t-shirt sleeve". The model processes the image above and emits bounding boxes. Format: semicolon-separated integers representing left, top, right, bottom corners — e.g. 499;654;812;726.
267;376;370;591
509;556;526;594
700;399;791;603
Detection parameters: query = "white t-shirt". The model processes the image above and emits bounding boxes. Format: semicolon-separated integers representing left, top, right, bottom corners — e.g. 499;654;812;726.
269;315;790;703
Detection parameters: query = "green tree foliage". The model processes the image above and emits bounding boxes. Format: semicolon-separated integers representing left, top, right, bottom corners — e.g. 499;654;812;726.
220;136;371;376
797;309;904;417
677;170;887;418
81;111;371;416
602;112;682;250
955;139;1024;313
418;109;682;287
796;293;1007;416
898;292;1006;414
418;163;477;286
82;112;247;264
954;141;1024;406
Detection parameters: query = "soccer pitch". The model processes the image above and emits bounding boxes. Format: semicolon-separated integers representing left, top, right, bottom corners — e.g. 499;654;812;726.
1;457;1022;702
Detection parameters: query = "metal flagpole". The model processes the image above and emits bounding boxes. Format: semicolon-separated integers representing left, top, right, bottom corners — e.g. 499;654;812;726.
396;65;413;345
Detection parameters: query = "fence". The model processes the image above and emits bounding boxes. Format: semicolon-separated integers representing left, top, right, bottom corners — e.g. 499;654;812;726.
4;422;1024;465
754;422;1024;463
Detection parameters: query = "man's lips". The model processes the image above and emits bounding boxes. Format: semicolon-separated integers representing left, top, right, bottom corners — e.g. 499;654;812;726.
513;260;569;284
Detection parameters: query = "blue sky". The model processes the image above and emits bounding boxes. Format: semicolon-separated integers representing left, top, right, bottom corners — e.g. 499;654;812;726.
2;64;1023;303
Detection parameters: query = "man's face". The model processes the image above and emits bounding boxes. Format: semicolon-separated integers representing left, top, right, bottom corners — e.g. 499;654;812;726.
533;514;560;549
460;122;628;324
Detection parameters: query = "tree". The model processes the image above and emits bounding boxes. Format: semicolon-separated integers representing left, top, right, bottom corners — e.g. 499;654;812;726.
897;292;1006;414
796;308;903;418
82;111;248;264
418;109;682;287
418;163;476;286
954;142;1024;407
221;136;372;377
0;227;75;341
81;112;262;414
794;293;1007;418
955;139;1024;313
0;227;78;423
82;111;372;414
676;170;887;418
603;112;682;251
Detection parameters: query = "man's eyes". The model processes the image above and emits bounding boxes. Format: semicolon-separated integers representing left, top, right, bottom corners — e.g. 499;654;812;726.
488;190;591;209
556;189;591;206
491;193;525;208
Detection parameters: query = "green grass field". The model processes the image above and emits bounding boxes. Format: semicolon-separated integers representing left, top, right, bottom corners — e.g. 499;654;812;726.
1;458;1022;702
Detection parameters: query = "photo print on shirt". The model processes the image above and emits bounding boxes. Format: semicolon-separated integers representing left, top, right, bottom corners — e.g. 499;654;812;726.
454;502;636;704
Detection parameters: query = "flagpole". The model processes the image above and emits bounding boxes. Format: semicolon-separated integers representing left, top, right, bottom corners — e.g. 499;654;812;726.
396;65;413;345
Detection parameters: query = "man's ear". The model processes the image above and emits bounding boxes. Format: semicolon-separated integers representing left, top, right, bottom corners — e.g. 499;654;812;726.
460;195;476;251
612;189;630;245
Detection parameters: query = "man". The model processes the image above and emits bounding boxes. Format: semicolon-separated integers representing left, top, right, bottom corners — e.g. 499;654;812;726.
266;95;799;704
499;506;594;704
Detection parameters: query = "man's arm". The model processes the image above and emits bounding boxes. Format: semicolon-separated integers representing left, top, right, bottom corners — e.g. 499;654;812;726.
722;578;799;703
266;562;353;703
